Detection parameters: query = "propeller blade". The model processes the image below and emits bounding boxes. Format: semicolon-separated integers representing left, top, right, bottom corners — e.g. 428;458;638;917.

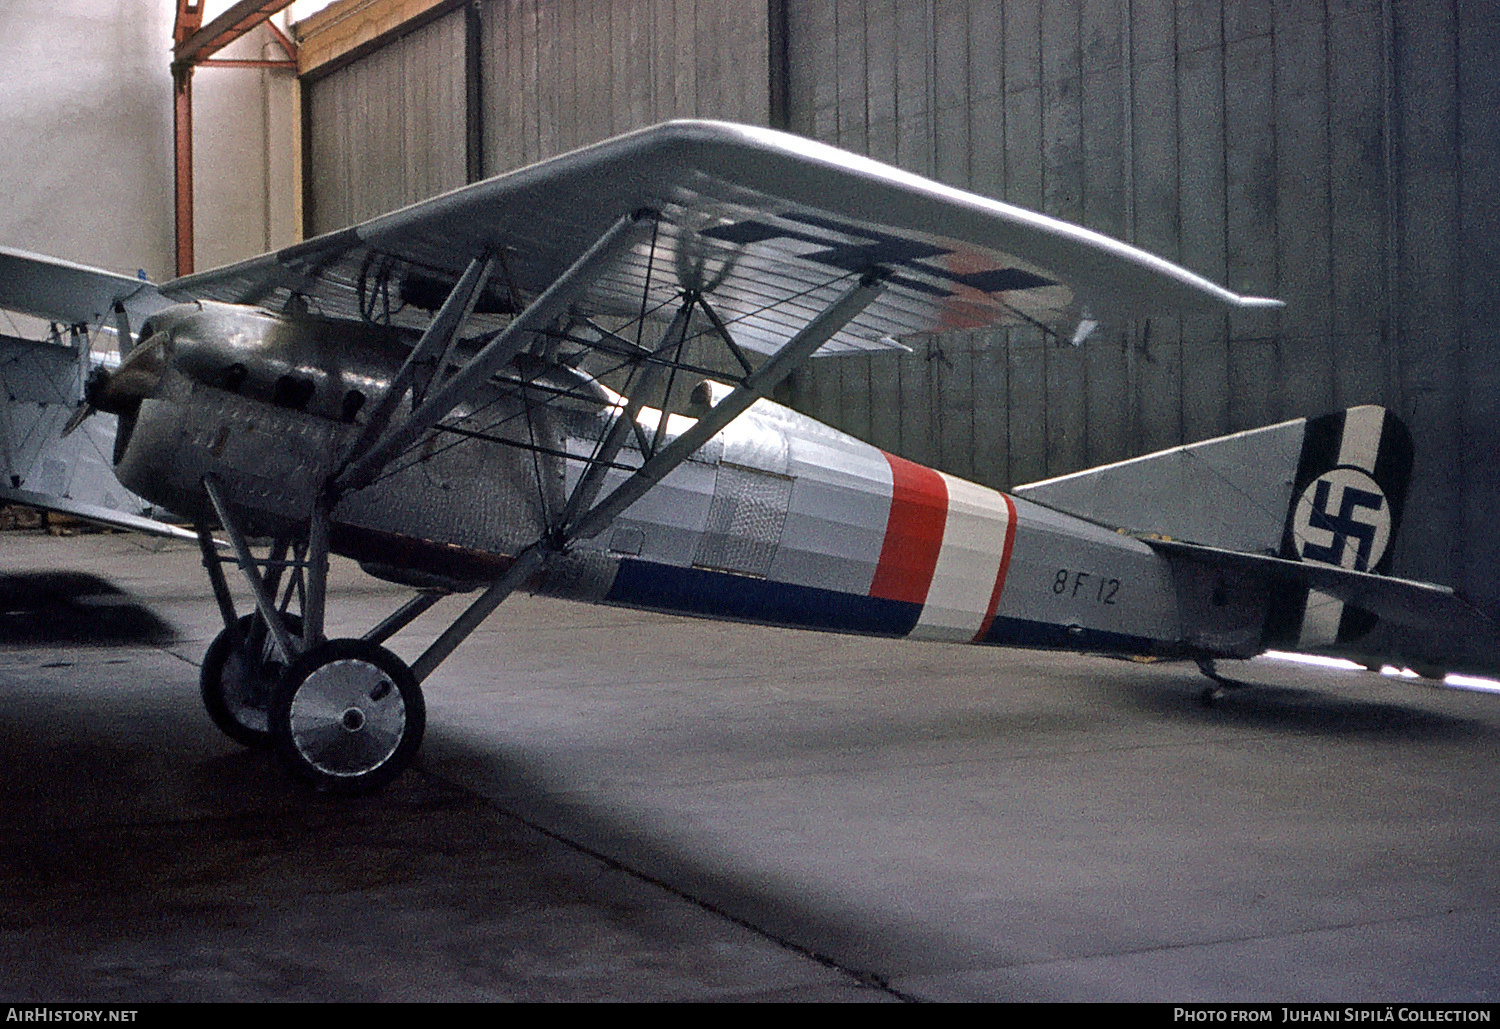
60;401;94;438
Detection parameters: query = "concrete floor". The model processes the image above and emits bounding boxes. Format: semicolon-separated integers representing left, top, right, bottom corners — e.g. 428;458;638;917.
0;532;1496;1002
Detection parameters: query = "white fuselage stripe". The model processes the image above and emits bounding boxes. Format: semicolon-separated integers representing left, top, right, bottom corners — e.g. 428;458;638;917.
909;472;1012;642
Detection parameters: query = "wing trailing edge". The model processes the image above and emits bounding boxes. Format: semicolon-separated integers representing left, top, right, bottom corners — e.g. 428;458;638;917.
0;487;200;543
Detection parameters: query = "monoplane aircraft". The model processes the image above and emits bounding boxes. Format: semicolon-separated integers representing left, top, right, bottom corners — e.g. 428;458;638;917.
2;121;1494;793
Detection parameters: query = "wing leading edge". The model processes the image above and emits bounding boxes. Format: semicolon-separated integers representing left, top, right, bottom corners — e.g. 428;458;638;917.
163;121;1282;358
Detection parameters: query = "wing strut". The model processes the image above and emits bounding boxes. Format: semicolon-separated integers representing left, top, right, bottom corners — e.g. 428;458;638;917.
413;269;886;681
113;301;134;360
343;253;496;467
693;294;755;377
564;267;887;543
557;298;695;530
184;261;885;794
334;209;658;496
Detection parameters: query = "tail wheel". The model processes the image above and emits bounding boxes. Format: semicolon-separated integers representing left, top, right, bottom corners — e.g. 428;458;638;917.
269;638;424;794
200;613;303;749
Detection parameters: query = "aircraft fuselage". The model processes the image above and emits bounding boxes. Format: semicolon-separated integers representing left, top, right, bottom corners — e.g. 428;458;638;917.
108;301;1239;661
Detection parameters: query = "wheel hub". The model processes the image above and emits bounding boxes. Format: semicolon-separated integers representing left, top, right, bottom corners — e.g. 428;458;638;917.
287;658;407;776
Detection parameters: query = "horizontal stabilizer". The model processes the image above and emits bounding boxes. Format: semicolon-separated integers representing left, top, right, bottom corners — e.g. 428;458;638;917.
1145;537;1500;642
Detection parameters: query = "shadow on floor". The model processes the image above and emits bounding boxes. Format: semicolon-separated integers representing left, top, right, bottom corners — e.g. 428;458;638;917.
1122;665;1483;743
0;572;175;645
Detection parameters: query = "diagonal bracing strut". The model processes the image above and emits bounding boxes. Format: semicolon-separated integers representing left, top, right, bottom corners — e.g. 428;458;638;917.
563;268;887;543
306;222;885;687
557;298;695;531
201;473;301;661
400;268;886;685
334;209;658;497
342;253;497;469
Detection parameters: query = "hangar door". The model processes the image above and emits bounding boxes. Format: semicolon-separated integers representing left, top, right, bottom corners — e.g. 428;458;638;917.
303;0;770;238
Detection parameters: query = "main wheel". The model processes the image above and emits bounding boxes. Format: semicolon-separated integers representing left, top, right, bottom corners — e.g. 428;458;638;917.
201;613;302;749
269;638;424;794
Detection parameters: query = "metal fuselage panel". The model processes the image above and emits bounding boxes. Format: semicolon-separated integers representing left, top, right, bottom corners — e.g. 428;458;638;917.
114;301;1189;657
582;400;1183;655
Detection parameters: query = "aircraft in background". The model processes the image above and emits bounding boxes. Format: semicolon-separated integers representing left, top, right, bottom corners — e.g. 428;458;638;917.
0;318;199;541
2;121;1494;793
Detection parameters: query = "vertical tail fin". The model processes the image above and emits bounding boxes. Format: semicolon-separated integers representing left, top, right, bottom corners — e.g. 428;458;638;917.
1265;405;1413;648
1015;404;1416;655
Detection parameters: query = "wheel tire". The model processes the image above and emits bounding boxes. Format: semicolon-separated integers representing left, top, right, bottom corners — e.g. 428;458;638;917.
269;638;424;794
201;613;303;749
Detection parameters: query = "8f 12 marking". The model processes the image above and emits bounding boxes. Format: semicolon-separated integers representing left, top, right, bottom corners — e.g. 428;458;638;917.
1052;568;1120;604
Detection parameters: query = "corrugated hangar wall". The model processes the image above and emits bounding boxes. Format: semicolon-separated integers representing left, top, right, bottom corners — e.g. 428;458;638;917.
306;10;470;231
300;0;1499;616
305;0;768;230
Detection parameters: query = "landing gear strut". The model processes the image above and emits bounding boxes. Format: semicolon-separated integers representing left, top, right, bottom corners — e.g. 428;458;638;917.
200;612;300;749
194;488;439;794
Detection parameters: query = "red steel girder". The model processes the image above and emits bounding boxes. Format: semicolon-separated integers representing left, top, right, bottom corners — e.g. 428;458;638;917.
198;59;298;68
170;0;299;277
261;15;298;62
173;0;204;47
173;67;193;277
175;0;298;67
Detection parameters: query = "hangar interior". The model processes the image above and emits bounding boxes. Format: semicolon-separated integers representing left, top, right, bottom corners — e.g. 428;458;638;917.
1;0;1498;1004
4;0;1496;619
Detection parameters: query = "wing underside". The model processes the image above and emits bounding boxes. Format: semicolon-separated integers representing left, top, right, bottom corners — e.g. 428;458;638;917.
0;246;171;328
163;121;1281;359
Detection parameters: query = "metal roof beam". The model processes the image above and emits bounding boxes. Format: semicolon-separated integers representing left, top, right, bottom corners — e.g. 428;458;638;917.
173;0;204;47
174;0;298;67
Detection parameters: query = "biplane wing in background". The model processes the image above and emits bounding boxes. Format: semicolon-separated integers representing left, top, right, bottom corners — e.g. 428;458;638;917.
0;121;1491;794
0;256;190;539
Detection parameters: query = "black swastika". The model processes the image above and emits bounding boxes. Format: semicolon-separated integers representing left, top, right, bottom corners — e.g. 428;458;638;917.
1301;479;1385;571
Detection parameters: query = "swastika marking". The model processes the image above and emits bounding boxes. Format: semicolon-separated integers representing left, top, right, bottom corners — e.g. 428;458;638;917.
1292;467;1391;572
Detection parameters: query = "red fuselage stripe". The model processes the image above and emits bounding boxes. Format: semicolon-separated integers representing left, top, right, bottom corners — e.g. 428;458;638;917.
973;492;1019;642
869;452;948;605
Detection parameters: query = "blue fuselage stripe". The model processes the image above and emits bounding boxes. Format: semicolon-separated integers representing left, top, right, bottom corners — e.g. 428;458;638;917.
604;559;1165;656
977;616;1158;655
606;559;921;636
